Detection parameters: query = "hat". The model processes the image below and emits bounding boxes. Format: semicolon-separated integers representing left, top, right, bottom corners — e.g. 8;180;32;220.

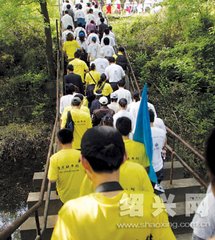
99;96;108;105
92;36;97;42
81;126;125;168
79;31;85;37
72;96;81;105
110;92;118;99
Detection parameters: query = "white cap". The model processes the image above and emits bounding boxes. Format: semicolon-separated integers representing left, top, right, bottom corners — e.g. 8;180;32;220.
99;96;108;105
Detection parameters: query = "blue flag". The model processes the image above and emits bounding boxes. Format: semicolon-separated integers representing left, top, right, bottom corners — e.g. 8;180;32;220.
133;84;157;184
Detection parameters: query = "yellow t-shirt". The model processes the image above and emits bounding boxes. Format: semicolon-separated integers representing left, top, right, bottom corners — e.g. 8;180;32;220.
61;108;92;149
124;138;150;168
79;161;153;196
63;40;80;60
69;58;89;82
52;190;176;240
85;70;100;85
48;149;85;203
94;82;113;97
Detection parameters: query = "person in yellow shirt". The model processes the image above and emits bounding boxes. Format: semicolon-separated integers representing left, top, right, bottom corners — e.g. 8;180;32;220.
48;128;85;203
94;73;113;98
69;50;89;83
61;95;92;150
116;116;150;169
52;126;176;240
63;33;80;61
85;63;101;105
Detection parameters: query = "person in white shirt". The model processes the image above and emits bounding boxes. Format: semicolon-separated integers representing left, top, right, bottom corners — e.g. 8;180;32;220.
62;0;72;14
86;31;100;45
113;98;133;129
87;36;101;62
74;4;85;26
100;37;115;57
62;25;74;43
149;109;166;189
107;26;115;40
108;92;119;113
91;53;109;74
101;28;116;47
60;85;76;114
113;79;132;104
190;128;215;240
85;8;96;24
74;23;87;39
61;11;75;30
105;57;125;91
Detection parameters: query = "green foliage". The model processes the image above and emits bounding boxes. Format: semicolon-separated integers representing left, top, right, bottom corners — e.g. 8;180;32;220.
111;0;215;150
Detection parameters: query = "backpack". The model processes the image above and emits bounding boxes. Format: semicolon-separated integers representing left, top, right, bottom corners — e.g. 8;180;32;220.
65;111;75;133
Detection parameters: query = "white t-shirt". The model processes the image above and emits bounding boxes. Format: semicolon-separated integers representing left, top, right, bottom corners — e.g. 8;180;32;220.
85;13;95;24
86;33;100;45
191;191;215;239
74;9;85;20
91;58;109;74
87;42;101;61
62;2;72;12
60;94;74;114
154;117;166;134
100;45;115;57
105;63;125;83
108;102;119;114
113;88;132;104
61;14;74;30
148;102;157;118
62;30;74;42
74;27;87;39
101;35;115;47
151;126;166;172
113;109;133;129
77;39;88;51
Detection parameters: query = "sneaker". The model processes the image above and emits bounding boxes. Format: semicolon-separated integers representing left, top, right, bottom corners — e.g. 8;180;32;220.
154;183;165;193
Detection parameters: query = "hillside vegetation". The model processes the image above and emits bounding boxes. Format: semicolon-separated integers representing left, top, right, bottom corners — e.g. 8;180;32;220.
110;0;215;150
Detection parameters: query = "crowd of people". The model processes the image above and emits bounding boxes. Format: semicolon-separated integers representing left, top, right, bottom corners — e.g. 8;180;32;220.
47;1;215;239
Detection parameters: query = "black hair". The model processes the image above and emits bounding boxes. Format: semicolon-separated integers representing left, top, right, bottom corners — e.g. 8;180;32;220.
100;17;105;23
74;93;84;101
149;109;155;123
67;64;74;71
101;114;114;127
81;126;125;173
116;117;131;136
133;91;140;102
97;73;107;87
57;128;73;144
104;28;110;35
66;4;71;9
74;50;81;58
88;8;93;13
118;46;125;53
66;33;74;41
206;128;215;186
119;98;127;108
118;79;125;87
109;26;112;31
103;37;110;45
90;63;96;71
108;56;115;63
78;4;82;9
67;25;73;30
65;10;69;14
65;85;75;94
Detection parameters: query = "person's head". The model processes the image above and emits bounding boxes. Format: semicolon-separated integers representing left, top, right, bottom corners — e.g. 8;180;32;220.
71;96;82;107
109;25;113;31
65;10;69;14
74;50;81;58
74;93;84;102
95;4;98;8
78;4;82;9
118;46;125;53
100;114;114;127
90;20;95;25
66;4;71;9
57;128;73;145
98;12;102;17
92;36;97;43
118;98;127;109
90;63;96;71
149;109;155;123
206;128;215;190
103;37;110;46
100;17;105;23
110;92;118;102
67;25;73;31
88;8;93;13
81;126;125;175
67;64;74;72
87;2;91;7
98;73;107;85
66;33;74;41
104;28;110;35
118;79;126;88
99;96;108;106
65;84;75;94
116;117;132;136
133;91;140;102
108;56;115;63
